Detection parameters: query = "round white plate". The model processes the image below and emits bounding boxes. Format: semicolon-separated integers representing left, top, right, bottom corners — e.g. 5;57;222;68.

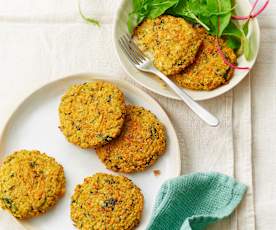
0;73;181;230
113;0;260;101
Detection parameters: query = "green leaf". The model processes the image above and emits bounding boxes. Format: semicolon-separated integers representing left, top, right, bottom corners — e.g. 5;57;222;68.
167;0;211;30
226;36;241;50
239;20;253;60
210;14;231;36
188;10;211;30
148;0;179;18
127;0;235;43
243;20;249;36
242;35;251;60
128;13;137;32
240;28;253;60
220;13;232;35
222;21;253;58
128;0;151;32
78;0;100;26
207;0;232;36
166;0;189;16
133;0;143;9
186;0;209;16
223;21;243;38
208;6;235;16
128;0;178;32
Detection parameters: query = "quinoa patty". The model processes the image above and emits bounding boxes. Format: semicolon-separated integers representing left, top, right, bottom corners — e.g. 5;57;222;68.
96;105;166;173
169;35;237;90
0;150;65;219
59;81;126;148
70;173;144;230
133;15;204;75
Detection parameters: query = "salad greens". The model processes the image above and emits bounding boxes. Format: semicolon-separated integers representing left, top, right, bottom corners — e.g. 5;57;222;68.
128;0;252;60
128;0;179;31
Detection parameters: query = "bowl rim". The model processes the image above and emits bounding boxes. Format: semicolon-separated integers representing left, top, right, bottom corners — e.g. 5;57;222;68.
112;0;261;101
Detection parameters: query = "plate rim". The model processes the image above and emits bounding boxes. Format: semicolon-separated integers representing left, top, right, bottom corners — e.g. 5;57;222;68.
112;0;261;101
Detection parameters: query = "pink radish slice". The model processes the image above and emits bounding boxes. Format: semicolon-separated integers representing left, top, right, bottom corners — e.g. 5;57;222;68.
216;40;251;70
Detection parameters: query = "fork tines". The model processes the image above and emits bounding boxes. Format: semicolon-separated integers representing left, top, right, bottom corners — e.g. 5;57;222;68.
119;34;147;65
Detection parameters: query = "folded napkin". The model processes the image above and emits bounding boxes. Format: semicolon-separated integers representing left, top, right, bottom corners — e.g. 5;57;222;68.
147;172;247;230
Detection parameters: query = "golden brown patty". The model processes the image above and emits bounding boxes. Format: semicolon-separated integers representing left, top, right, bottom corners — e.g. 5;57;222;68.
0;150;65;219
96;105;166;173
133;15;204;75
59;81;126;148
70;173;144;230
169;35;237;90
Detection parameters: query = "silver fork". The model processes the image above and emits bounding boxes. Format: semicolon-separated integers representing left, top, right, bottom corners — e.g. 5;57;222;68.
119;34;219;127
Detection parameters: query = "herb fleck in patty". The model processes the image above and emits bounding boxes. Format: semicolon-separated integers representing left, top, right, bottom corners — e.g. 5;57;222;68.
59;81;126;148
96;105;166;173
0;150;65;219
71;173;144;230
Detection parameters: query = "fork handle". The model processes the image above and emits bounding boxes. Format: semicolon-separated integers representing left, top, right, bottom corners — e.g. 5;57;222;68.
151;68;220;127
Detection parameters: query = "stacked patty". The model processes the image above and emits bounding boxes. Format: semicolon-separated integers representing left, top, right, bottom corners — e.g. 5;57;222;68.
59;81;167;174
169;35;237;90
133;15;237;91
96;105;166;173
0;150;65;219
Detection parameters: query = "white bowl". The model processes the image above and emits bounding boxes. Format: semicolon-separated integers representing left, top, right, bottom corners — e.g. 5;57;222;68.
113;0;260;101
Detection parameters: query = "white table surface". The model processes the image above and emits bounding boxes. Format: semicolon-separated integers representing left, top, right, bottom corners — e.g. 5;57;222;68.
251;2;276;228
0;0;274;229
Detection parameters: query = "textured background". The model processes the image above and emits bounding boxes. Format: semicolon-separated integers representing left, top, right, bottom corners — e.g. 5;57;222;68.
0;0;274;229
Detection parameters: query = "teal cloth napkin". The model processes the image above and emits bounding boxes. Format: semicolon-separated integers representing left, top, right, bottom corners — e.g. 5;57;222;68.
147;172;247;230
